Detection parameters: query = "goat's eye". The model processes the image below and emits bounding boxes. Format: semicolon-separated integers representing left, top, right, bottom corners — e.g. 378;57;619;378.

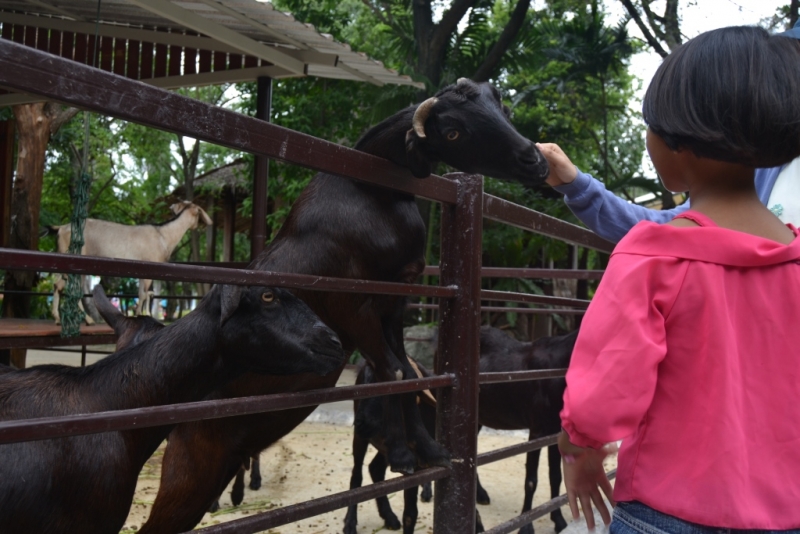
261;292;275;303
446;131;460;141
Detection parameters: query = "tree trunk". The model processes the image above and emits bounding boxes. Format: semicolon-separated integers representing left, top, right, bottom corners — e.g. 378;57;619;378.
3;103;53;320
2;103;77;368
791;0;799;28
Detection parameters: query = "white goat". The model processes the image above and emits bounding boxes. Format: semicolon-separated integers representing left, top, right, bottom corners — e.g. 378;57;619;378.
51;201;213;324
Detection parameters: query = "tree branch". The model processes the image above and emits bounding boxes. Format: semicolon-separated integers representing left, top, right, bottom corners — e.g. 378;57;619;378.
472;0;531;82
46;104;80;136
618;0;668;58
430;0;478;58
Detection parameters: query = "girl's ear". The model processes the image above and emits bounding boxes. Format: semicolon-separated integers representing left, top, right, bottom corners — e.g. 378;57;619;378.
405;129;433;178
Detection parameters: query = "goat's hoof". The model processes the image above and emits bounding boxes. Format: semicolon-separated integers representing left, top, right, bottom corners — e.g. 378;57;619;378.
518;524;534;534
208;500;220;513
231;486;244;506
420;488;432;503
388;447;416;475
249;478;262;491
553;512;568;533
414;438;451;469
476;488;490;505
343;522;358;534
382;513;401;530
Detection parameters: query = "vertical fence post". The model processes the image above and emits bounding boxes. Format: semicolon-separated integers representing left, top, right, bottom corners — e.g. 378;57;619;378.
434;172;483;534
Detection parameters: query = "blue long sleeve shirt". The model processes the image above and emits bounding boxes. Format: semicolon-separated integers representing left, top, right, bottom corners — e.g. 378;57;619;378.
553;166;785;243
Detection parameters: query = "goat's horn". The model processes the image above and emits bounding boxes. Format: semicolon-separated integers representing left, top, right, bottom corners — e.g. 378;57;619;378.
457;77;469;84
412;97;438;139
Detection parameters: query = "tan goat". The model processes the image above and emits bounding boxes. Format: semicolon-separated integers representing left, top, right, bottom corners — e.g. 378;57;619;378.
51;201;212;323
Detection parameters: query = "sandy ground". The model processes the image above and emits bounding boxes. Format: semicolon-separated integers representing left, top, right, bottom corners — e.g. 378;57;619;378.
25;348;617;534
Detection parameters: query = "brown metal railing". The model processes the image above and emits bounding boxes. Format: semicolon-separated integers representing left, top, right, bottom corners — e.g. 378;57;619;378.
0;37;615;534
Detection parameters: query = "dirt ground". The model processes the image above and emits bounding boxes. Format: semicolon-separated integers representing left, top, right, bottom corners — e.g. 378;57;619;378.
26;349;617;534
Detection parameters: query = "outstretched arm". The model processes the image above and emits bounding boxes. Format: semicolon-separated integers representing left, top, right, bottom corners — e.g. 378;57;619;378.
538;143;689;243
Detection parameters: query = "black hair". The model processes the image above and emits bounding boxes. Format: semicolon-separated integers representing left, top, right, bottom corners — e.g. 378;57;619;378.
642;26;800;167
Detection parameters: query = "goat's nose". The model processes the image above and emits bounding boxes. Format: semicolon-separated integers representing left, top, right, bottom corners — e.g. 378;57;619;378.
313;321;341;348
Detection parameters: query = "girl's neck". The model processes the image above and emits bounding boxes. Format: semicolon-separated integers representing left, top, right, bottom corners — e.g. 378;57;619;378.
680;165;794;244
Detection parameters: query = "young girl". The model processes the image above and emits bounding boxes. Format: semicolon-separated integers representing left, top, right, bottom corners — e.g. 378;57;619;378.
543;26;800;532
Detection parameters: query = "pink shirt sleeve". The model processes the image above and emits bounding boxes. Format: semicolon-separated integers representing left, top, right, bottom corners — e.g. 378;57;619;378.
560;252;687;448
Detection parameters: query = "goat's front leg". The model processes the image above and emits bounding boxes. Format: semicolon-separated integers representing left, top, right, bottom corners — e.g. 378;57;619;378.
382;311;450;471
518;429;541;534
548;444;567;532
249;453;262;490
230;466;246;506
402;482;419;534
51;276;64;324
343;433;371;534
136;278;152;316
476;425;491;505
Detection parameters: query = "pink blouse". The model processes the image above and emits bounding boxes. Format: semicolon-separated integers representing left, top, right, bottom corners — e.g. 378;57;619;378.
561;211;800;529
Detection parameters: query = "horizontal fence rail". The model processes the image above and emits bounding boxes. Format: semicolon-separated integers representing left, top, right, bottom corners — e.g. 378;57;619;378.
193;467;450;534
0;249;456;299
479;368;566;384
481;289;591;308
409;303;587;314
476;434;559;466
423;266;604;279
0;39;458;204
0;375;454;445
483;194;614;252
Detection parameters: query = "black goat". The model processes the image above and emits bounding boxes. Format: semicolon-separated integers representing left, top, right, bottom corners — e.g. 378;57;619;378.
0;284;343;533
477;326;576;534
349;327;577;534
93;284;259;513
344;359;485;534
140;78;549;534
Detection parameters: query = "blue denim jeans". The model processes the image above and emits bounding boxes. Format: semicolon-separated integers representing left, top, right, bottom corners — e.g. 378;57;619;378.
611;502;800;534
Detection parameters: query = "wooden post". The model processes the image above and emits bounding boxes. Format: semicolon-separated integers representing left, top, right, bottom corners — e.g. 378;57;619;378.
0;119;14;247
434;173;483;534
222;189;236;262
251;76;272;261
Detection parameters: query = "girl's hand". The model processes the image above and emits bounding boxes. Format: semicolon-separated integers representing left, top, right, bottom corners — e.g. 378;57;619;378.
559;431;616;530
536;143;578;187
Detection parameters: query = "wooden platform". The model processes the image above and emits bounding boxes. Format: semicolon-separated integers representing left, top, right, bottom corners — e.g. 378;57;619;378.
0;319;116;349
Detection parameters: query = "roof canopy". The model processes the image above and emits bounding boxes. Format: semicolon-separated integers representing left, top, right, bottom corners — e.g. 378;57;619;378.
0;0;422;106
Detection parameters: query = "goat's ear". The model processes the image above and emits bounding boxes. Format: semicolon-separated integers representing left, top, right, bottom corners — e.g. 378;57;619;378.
405;129;433;178
219;285;244;326
198;206;213;226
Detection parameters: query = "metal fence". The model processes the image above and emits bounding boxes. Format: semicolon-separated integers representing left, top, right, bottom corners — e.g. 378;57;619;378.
0;37;616;533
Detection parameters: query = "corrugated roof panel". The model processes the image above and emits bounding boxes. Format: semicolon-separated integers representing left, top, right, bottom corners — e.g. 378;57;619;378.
0;0;423;87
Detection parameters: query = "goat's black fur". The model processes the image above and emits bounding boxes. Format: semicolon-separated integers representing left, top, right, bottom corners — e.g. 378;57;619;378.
0;285;342;533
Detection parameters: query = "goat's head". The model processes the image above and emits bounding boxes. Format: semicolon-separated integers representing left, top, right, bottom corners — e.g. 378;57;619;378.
92;285;164;350
212;285;344;376
170;201;213;229
405;78;548;186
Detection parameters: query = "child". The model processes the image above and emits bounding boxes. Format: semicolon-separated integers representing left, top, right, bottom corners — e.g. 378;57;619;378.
546;26;800;532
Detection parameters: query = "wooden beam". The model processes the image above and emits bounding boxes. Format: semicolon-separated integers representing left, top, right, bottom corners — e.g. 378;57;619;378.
190;0;309;50
126;0;306;74
336;61;384;86
22;0;87;21
0;13;338;67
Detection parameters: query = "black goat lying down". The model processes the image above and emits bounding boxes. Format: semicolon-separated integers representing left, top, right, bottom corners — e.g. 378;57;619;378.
346;327;577;534
0;285;343;534
140;78;550;534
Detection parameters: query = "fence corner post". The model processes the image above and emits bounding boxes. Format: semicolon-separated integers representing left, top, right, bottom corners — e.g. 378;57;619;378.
434;172;483;533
